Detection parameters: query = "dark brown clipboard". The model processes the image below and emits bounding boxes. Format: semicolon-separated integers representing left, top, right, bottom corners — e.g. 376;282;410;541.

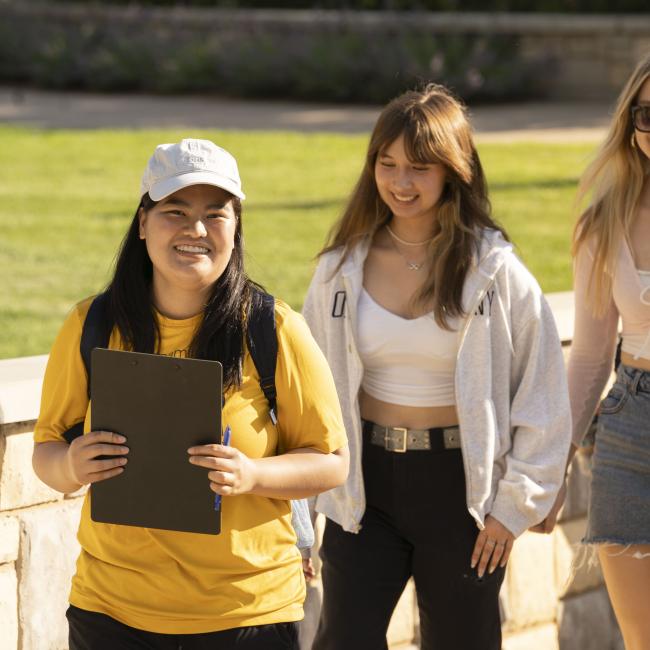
90;348;223;535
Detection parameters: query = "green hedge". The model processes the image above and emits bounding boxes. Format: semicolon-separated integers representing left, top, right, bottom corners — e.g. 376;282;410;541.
43;0;650;11
0;4;554;103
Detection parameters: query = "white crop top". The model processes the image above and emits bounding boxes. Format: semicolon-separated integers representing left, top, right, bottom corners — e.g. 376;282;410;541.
357;288;458;407
621;270;650;360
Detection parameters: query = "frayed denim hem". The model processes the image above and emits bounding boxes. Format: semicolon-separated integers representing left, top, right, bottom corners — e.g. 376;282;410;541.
583;536;650;548
564;539;650;590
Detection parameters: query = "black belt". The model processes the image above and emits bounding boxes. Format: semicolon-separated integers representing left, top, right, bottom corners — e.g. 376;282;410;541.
363;420;461;453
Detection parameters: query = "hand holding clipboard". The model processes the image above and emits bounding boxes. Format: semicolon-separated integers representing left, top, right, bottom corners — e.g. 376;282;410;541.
188;424;259;499
66;430;129;486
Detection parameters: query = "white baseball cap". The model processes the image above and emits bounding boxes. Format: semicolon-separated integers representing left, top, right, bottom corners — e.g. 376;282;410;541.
140;138;245;201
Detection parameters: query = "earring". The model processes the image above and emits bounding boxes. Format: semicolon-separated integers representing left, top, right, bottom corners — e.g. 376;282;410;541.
631;132;637;149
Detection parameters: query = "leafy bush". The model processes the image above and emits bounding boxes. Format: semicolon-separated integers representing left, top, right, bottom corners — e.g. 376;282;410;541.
0;4;553;103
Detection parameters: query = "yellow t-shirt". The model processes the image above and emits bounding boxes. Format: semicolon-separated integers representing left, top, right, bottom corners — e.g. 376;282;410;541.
34;296;346;634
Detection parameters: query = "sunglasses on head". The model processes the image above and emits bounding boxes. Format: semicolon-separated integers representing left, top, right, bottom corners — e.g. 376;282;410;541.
631;105;650;133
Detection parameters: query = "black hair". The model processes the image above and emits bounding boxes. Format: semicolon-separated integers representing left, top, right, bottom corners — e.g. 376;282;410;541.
105;192;261;391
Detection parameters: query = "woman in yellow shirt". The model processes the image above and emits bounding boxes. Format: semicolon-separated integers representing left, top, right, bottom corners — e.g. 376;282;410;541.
32;138;348;649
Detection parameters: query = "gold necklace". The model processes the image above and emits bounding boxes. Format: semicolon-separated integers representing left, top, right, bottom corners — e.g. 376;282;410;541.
386;224;433;247
386;227;427;271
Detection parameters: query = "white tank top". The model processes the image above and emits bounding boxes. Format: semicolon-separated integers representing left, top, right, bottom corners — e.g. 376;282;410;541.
622;270;650;360
357;288;458;407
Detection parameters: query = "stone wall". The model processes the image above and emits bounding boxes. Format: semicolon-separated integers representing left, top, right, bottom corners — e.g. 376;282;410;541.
0;295;624;649
0;356;85;650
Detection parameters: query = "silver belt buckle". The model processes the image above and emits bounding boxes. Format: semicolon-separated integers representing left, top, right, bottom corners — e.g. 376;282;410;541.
443;428;459;449
389;427;408;453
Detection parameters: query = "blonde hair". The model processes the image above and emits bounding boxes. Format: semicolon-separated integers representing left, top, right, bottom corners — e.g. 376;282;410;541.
321;83;507;328
574;53;650;314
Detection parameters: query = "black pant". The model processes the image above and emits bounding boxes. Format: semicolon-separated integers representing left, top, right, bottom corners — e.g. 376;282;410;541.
313;425;504;650
66;605;299;650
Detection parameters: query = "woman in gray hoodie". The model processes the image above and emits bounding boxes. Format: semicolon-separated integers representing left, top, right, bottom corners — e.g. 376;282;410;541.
302;84;571;650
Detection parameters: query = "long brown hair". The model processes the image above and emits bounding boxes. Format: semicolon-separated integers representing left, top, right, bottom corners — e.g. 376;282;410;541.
574;53;650;315
321;83;507;328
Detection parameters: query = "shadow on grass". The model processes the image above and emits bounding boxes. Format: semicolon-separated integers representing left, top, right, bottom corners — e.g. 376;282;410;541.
95;183;577;215
490;178;579;192
248;181;579;209
248;198;343;211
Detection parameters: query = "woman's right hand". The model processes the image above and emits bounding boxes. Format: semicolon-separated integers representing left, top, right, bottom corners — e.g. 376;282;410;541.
65;431;129;486
302;557;316;582
471;515;515;578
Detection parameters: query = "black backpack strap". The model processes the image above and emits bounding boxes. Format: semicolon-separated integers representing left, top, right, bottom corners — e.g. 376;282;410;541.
80;291;113;398
246;290;314;549
62;421;85;445
246;290;278;425
62;292;113;444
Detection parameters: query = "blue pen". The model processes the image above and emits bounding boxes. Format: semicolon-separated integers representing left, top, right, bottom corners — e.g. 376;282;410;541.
214;425;231;512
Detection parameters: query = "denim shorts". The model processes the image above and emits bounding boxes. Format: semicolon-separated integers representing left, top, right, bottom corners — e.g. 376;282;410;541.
584;363;650;546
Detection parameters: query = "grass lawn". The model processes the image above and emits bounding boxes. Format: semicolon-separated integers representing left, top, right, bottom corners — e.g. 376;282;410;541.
0;126;596;359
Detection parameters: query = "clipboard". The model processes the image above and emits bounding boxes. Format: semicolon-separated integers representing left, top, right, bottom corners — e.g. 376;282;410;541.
90;348;223;535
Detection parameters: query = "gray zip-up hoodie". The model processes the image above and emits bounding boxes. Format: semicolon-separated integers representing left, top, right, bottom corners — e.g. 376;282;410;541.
302;229;571;538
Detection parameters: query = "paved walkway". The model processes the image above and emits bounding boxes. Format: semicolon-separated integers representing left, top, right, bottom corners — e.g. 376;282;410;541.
0;86;611;141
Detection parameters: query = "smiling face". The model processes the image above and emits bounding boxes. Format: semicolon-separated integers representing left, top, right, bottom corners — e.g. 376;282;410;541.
374;133;447;225
138;184;237;315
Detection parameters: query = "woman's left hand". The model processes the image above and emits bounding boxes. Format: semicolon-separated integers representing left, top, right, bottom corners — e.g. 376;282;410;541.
471;515;515;578
188;444;258;496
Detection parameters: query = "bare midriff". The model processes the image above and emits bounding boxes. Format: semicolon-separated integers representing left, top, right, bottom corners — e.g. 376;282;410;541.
620;350;650;372
359;388;459;429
